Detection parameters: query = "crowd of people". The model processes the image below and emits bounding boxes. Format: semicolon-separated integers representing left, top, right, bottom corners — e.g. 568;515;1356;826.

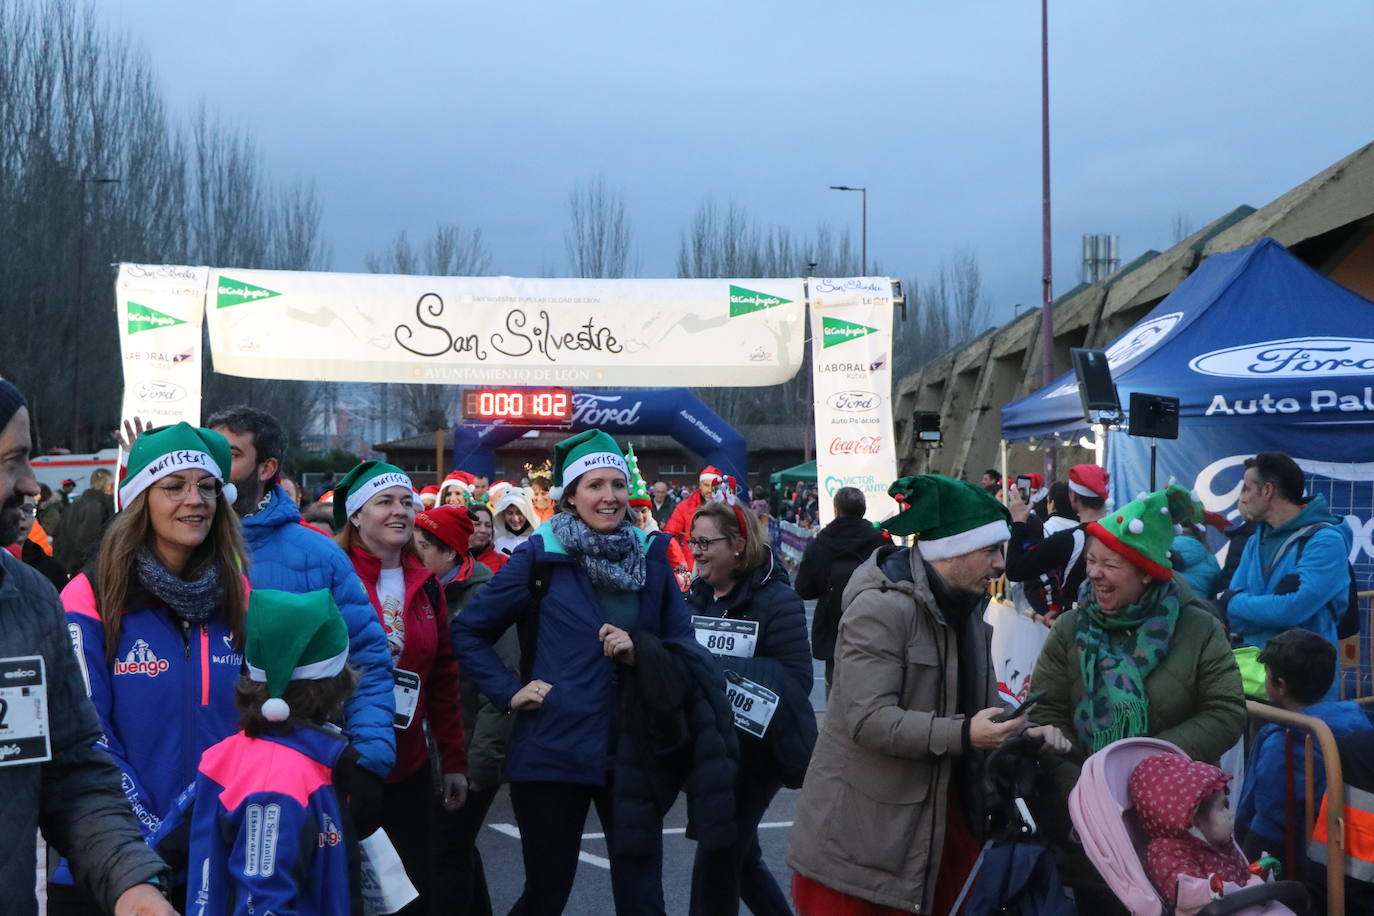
1;368;1366;915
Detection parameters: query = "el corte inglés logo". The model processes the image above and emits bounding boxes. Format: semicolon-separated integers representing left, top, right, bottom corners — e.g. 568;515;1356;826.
822;316;879;348
126;301;187;335
217;276;282;309
729;285;792;317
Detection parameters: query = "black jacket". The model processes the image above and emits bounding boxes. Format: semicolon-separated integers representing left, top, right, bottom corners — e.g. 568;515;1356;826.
613;633;739;854
53;488;113;576
649;494;677;529
687;549;817;787
0;550;166;915
795;516;885;660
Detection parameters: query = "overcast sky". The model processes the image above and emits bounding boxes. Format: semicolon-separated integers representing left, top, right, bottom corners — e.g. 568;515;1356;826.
100;0;1373;326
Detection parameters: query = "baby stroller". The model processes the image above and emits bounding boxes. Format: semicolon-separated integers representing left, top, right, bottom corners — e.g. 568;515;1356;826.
1068;737;1308;916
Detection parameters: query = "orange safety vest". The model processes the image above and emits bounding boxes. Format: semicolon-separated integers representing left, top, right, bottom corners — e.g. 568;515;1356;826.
1311;784;1374;882
27;519;52;556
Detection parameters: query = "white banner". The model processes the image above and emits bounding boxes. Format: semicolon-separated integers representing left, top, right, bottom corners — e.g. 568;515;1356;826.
201;269;806;387
809;278;898;527
116;265;209;429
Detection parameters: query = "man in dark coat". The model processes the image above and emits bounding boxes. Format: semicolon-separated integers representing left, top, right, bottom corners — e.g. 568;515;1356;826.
52;467;114;575
795;486;885;691
649;480;677;528
0;381;173;916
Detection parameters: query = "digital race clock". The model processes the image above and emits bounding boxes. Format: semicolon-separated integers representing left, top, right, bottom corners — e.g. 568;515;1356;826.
461;387;574;424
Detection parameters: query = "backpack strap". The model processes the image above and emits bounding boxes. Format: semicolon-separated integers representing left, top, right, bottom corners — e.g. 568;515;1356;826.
517;561;553;683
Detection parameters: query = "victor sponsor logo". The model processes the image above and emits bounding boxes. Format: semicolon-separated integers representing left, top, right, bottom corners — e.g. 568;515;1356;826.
822;316;879;348
829;436;882;455
135;380;187;403
217;276;282;309
114;639;169;677
827;390;882;412
1189;337;1374;378
1045;312;1183;398
729;285;793;317
126;302;187;335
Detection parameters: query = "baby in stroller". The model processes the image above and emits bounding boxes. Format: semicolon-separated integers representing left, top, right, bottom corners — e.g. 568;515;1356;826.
1070;737;1305;916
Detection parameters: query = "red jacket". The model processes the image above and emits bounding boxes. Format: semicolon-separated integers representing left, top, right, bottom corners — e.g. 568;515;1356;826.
348;547;467;781
663;490;706;569
472;545;506;576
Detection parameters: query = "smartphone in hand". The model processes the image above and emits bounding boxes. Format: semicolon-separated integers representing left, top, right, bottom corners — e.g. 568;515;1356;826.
995;690;1045;723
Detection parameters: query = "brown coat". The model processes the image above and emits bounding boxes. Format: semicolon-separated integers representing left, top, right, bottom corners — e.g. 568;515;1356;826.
786;545;1001;913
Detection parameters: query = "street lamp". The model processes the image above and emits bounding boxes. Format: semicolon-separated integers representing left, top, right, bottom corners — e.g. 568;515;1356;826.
829;185;867;275
72;176;121;451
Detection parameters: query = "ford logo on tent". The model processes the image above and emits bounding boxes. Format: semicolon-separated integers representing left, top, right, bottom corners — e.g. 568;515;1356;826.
1189;337;1374;378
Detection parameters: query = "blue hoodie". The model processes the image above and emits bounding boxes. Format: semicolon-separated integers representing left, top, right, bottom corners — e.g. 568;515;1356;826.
240;485;395;777
1235;700;1372;849
1170;535;1221;600
1227;494;1352;691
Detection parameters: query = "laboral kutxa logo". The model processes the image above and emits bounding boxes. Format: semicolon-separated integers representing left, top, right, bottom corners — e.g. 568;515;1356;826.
822;316;879;348
729;285;792;317
217;275;282;309
126;302;187;335
1189;337;1374;378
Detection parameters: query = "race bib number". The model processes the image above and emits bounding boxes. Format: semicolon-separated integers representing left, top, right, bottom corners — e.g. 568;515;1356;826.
692;616;758;659
392;669;420;730
0;656;50;767
724;670;778;739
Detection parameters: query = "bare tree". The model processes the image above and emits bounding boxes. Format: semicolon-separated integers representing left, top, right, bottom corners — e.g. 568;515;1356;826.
1171;210;1195;244
565;177;632;278
892;247;991;379
364;223;492;435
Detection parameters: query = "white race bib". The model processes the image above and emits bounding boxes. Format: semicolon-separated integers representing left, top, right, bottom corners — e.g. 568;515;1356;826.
692;616;759;659
724;670;778;738
392;669;420;730
0;656;50;767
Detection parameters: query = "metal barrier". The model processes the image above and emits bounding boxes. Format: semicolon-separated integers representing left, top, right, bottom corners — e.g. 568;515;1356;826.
1245;695;1374;915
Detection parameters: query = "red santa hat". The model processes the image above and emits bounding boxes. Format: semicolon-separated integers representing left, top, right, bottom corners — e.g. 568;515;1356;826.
699;466;725;484
1068;464;1110;499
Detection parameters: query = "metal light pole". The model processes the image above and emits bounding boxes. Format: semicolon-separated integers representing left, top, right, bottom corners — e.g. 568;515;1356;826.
71;177;120;451
1039;0;1057;481
829;185;867;275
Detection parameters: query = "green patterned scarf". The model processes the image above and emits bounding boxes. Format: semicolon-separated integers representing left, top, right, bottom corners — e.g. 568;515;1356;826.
1073;578;1180;753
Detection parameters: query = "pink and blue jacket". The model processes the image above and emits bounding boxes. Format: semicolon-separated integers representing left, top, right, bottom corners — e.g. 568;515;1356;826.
161;725;351;916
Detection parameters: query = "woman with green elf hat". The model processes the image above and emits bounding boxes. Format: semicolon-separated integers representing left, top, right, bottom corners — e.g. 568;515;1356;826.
452;429;699;916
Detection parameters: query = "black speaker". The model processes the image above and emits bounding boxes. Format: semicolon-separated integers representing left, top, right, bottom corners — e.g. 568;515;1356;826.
1070;347;1122;425
1127;392;1180;440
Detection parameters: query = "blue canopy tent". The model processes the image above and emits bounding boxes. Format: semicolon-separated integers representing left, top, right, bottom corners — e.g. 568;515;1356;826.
1002;237;1374;686
451;388;749;486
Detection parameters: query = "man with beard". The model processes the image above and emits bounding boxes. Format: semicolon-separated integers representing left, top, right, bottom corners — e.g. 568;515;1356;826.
0;381;174;915
206;406;396;827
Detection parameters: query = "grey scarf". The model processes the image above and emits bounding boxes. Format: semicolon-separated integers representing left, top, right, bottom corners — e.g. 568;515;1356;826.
135;545;223;625
550;512;646;592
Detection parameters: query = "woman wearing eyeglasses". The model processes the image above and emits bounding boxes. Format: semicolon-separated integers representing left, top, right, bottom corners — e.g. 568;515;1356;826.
56;424;249;913
686;500;815;916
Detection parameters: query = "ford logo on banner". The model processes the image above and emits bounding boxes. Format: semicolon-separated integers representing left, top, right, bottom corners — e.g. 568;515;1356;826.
826;390;882;412
1189;337;1374;378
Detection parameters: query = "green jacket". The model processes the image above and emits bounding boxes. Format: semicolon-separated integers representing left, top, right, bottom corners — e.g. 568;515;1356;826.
1032;578;1245;798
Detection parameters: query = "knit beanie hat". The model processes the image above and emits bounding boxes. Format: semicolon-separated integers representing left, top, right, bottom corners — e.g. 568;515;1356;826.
120;422;234;508
246;588;350;722
1086;485;1196;580
333;460;413;529
416;505;474;555
550;429;627;500
882;474;1011;559
626;445;651;508
1068;464;1110;499
0;379;26;434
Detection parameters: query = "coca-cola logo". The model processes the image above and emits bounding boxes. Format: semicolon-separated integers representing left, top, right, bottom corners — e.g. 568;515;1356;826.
134;380;187;403
571;393;644;427
829;436;882;455
826;390;882;412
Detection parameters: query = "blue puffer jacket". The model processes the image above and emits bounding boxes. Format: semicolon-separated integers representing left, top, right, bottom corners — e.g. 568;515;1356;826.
452;521;694;785
1228;495;1353;683
240;485;395;777
1235;700;1372;849
1170;535;1221;600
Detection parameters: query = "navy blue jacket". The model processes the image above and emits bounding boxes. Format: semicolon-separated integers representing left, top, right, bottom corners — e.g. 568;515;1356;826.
240;486;396;778
452;521;694;785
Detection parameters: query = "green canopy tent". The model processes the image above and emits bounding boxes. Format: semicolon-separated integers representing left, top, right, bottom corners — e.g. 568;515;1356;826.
769;460;816;487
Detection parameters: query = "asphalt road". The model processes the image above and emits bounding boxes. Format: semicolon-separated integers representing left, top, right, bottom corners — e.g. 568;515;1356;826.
475;600;827;915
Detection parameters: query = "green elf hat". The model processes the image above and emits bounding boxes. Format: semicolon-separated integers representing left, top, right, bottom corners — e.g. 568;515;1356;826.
882;474;1011;560
333;460;414;530
246;588;349;722
1086;484;1197;580
625;444;651;508
550;428;628;500
120;422;234;508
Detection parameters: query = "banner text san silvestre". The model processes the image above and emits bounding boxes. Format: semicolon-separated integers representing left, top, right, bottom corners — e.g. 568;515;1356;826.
395;294;623;363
